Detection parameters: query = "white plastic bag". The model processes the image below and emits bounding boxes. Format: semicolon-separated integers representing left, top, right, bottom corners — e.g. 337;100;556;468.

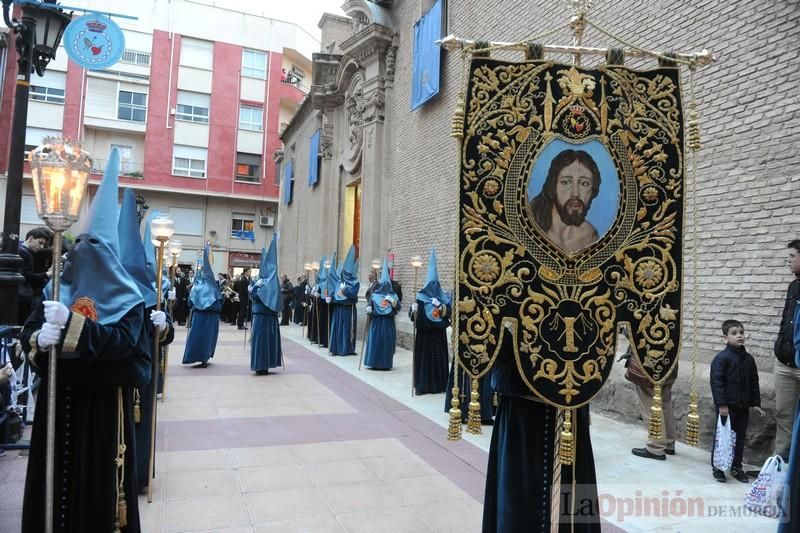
743;455;787;517
712;414;736;471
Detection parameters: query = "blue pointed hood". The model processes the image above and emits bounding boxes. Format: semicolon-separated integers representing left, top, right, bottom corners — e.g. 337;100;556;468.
256;233;281;312
324;251;339;299
315;255;327;288
143;210;171;297
370;258;398;316
189;245;222;310
416;248;450;322
118;188;157;308
45;148;143;325
333;245;359;303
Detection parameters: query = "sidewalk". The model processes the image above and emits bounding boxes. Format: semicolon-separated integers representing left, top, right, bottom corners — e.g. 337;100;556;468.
0;322;781;532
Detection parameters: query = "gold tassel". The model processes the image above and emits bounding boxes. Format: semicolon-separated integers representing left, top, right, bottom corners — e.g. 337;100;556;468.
648;383;664;441
447;383;463;441
466;377;482;435
686;391;700;446
687;105;702;152
558;409;575;465
133;389;141;424
492;391;499;407
117;488;128;528
450;91;465;139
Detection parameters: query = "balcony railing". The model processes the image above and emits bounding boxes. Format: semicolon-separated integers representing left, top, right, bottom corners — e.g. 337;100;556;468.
92;158;144;178
280;78;310;93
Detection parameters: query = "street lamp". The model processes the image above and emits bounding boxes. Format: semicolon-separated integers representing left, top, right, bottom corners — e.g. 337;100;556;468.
409;255;423;397
0;0;71;328
370;258;380;272
135;194;149;225
29;137;91;533
163;238;181;402
147;216;173;503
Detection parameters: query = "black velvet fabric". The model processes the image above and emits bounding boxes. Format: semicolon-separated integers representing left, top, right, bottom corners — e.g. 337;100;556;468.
412;300;451;394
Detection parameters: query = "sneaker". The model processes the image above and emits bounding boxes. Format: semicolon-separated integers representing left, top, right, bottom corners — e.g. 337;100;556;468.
713;469;726;482
632;447;666;460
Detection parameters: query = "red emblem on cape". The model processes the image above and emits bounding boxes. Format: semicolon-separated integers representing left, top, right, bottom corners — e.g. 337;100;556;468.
71;297;98;321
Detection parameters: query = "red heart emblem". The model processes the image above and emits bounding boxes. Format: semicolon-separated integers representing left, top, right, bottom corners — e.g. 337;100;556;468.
91;46;102;55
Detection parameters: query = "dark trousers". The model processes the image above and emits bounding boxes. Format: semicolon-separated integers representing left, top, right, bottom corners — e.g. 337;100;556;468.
711;405;749;470
237;301;249;328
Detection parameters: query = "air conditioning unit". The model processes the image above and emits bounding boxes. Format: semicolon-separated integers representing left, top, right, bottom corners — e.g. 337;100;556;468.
258;215;274;227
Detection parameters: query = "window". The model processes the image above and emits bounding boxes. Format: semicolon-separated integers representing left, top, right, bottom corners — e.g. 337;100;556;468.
30;85;65;104
120;49;151;66
21;196;45;225
239;105;263;131
242;50;267;79
274;160;282;185
118;90;147;122
236;152;261;183
176;91;210;124
169;207;204;236
231;214;255;235
172;145;207;178
24;126;61;155
180;38;214;69
110;144;140;175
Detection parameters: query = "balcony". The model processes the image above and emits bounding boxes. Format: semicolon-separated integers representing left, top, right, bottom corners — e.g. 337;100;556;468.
92;158;144;178
280;77;310;94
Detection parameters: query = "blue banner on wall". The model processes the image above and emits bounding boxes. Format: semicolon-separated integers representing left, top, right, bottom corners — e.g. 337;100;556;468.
411;0;443;110
308;129;320;186
232;230;255;242
283;159;294;205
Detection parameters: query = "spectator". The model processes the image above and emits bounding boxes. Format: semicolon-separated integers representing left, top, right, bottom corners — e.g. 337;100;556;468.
774;239;800;460
17;228;51;324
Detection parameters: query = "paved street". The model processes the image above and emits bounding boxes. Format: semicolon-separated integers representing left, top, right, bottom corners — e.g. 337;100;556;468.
0;323;780;532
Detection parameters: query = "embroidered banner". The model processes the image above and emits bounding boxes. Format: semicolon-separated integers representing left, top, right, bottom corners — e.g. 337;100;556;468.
456;58;684;408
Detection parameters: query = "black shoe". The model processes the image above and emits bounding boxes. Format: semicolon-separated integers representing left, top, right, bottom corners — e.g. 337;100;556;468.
238;326;248;330
731;468;750;483
194;362;208;368
632;448;666;460
664;448;675;455
713;469;726;482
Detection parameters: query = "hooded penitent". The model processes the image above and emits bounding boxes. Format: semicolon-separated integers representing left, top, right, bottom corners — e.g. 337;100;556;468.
315;255;327;292
189;245;222;310
118;188;157;308
370;259;398;316
45;147;143;324
143;210;171;297
324;251;339;299
257;233;282;312
416;248;451;322
333;245;359;303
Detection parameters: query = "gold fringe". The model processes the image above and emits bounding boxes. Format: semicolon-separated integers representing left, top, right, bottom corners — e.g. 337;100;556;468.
133;389;141;424
648;383;664;441
466;377;482;435
447;383;463;441
558;409;575;465
686;391;700;446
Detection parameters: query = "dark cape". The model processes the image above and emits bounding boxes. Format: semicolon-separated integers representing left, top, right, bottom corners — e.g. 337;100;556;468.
411;300;450;394
182;299;222;364
135;309;174;494
292;281;306;324
482;340;600;533
316;298;330;348
363;308;397;370
308;295;319;343
444;357;495;424
250;295;282;372
173;276;190;324
20;303;149;533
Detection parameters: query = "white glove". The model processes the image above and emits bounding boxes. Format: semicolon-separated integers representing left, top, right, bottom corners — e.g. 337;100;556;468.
325;297;331;304
38;322;62;350
365;305;372;315
168;288;176;301
339;282;345;290
431;298;441;307
150;310;167;331
412;303;419;313
256;279;264;288
43;300;70;326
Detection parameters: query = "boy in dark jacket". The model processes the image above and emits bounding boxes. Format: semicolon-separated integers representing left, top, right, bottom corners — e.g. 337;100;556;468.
710;319;765;482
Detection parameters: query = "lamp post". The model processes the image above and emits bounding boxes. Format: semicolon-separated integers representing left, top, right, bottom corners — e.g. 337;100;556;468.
301;262;311;338
0;0;71;329
135;194;149;225
163;238;181;402
29;138;91;533
147;216;173;503
409;255;423;397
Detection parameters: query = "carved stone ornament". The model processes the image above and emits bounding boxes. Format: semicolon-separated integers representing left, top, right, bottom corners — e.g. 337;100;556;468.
343;73;366;173
363;89;386;123
385;47;396;80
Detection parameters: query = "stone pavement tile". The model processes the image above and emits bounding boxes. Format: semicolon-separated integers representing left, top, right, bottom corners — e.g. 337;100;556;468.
319;479;405;514
245;487;333;524
343;437;416;458
0;509;22;533
160;404;218;421
0;479;25;510
181;527;254;533
362;454;439;480
230;445;299;468
238;463;314;492
409;498;483;533
292;441;359;463
440;468;486;502
138;500;163;533
164;448;233;472
304;458;379;486
336;507;434;533
253;515;345;533
163;494;250;532
385;474;473;506
165;468;240;500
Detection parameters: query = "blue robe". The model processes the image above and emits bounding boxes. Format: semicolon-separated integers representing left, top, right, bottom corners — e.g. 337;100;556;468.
250;297;282;372
330;304;357;355
363;311;397;370
778;397;799;532
412;300;450;394
182;300;222;364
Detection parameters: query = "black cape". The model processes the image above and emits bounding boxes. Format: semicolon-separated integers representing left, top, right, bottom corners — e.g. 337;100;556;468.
411;301;450;395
